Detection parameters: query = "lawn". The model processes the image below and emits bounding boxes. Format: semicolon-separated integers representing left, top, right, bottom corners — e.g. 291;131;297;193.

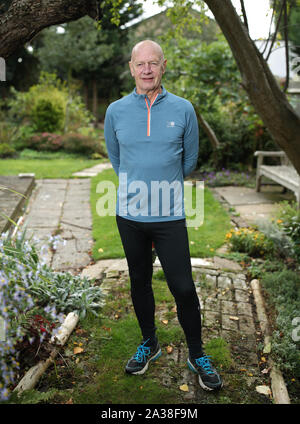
91;168;231;260
0;150;103;179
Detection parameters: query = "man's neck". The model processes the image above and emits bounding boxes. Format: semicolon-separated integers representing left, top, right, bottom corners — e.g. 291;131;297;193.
137;86;162;104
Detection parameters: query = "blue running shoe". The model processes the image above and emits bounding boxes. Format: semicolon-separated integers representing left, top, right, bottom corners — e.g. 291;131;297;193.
187;354;223;391
126;339;162;375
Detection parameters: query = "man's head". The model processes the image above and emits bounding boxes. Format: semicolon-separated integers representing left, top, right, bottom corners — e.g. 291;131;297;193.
129;40;167;95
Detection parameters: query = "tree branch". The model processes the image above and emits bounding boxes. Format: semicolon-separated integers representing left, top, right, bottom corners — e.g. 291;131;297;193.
193;105;220;150
0;0;99;59
261;1;276;55
239;0;249;31
204;0;300;174
265;0;285;61
283;0;290;92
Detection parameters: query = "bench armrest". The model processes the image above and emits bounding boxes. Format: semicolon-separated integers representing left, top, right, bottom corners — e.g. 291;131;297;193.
254;151;286;157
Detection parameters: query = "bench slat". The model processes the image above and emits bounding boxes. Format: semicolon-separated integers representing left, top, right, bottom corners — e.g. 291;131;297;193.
254;151;300;209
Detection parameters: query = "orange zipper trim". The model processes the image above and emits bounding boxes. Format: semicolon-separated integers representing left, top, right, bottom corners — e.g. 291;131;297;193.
144;94;158;137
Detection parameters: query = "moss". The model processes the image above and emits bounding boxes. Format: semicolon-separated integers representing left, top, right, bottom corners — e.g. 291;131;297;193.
204;337;233;371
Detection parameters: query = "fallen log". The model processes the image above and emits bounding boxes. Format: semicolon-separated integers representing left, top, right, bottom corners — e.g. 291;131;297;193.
13;311;79;395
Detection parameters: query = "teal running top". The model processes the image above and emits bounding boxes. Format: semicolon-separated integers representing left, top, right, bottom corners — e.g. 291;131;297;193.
104;86;199;222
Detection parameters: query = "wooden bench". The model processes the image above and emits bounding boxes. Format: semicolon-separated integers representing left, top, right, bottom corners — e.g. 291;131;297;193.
254;150;300;209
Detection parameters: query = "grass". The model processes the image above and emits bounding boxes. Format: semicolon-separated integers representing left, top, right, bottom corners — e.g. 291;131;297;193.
7;272;271;405
91;168;231;260
8;276;187;404
0;149;104;179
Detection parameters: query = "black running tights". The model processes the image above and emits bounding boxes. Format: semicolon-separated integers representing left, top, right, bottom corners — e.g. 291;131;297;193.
116;215;203;358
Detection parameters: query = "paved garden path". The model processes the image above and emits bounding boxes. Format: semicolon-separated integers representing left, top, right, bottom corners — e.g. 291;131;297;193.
21;162;277;403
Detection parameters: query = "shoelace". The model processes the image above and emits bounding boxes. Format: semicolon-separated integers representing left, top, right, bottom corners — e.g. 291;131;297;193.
133;339;151;363
195;355;214;374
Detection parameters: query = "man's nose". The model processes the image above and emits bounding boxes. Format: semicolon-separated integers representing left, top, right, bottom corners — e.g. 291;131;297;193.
143;63;153;72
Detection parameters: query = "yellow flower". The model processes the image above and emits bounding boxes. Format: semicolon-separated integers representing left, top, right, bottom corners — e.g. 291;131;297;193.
277;219;283;224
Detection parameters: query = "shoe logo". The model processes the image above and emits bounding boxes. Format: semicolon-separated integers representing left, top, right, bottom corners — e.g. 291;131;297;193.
167;121;175;128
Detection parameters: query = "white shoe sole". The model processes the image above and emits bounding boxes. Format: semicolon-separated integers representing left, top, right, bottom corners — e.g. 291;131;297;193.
187;357;223;391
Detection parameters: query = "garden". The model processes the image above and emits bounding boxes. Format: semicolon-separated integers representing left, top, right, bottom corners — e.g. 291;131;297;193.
0;0;300;406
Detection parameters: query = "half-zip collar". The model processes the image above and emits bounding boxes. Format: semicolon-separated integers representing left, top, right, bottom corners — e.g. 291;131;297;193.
133;86;167;136
132;85;167;104
144;93;158;137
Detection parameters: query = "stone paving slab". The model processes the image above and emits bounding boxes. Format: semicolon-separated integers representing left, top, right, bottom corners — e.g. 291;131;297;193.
0;175;35;233
72;162;112;177
23;178;93;272
214;185;294;205
213;185;294;225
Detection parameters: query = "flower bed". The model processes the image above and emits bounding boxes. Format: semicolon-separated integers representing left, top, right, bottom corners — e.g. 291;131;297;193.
0;230;104;401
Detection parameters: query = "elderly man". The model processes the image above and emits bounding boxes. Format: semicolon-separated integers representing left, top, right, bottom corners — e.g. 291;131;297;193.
104;40;222;391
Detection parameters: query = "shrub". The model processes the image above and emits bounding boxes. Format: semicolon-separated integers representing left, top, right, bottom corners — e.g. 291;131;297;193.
0;143;15;158
256;220;296;261
8;72;93;132
0;231;63;401
0;229;104;401
275;201;300;261
0;122;17;157
200;168;255;188
0;122;17;145
61;132;105;156
225;227;274;258
31;98;64;133
11;125;36;151
261;270;300;378
26;133;64;152
197;104;276;170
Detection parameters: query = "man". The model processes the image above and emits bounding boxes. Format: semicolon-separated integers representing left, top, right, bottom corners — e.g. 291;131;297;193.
104;39;222;391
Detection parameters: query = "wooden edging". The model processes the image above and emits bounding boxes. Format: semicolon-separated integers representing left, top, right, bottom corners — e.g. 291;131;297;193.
13;311;79;396
250;279;291;404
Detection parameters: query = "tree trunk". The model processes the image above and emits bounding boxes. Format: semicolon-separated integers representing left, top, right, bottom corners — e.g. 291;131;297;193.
193;106;220;150
193;104;220;167
204;0;300;175
83;82;89;110
0;0;99;60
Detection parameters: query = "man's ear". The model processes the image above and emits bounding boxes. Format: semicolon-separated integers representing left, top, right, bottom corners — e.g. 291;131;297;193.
162;59;167;74
129;61;134;77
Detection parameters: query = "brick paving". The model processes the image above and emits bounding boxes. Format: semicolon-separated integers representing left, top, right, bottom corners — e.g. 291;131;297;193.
81;258;269;403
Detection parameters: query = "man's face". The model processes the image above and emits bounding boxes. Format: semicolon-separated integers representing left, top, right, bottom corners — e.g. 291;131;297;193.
129;43;167;95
